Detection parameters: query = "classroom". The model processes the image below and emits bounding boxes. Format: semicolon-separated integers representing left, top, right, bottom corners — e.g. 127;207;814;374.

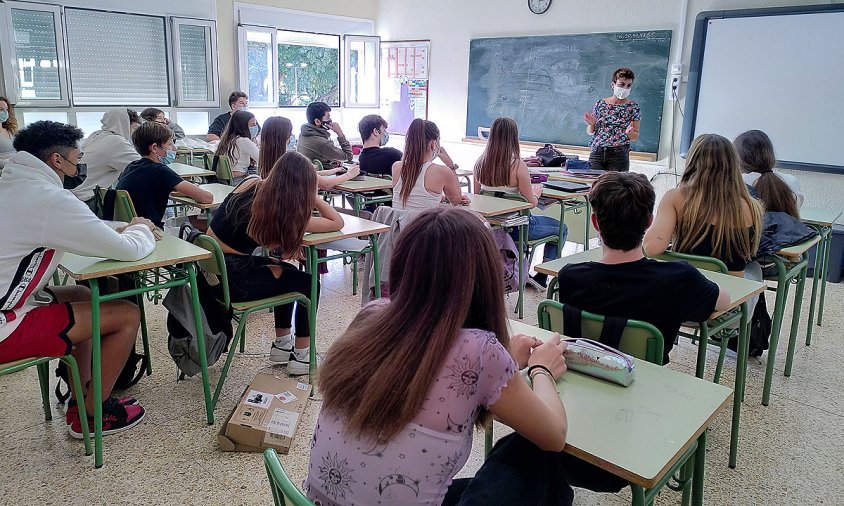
1;0;843;504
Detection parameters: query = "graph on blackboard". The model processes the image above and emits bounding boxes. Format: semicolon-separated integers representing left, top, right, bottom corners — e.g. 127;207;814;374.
466;31;671;153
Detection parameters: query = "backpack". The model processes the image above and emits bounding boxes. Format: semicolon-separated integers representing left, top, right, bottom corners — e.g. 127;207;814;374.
163;225;234;379
536;144;567;167
728;292;771;357
492;229;528;293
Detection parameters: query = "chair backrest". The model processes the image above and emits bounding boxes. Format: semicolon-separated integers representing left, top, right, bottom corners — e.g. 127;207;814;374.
205;153;234;185
97;187;138;222
653;250;728;274
190;233;231;308
537;300;664;365
263;448;315;506
311;159;324;171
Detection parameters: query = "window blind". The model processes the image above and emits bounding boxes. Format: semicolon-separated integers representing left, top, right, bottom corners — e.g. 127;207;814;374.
10;8;62;101
178;24;212;102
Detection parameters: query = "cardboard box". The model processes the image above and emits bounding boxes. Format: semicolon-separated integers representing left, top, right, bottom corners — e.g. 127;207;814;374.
218;372;310;454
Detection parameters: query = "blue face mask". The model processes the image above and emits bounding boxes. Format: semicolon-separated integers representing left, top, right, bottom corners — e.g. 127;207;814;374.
380;131;390;146
287;135;297;152
249;125;259;138
238;106;249;113
0;111;8;123
160;149;176;165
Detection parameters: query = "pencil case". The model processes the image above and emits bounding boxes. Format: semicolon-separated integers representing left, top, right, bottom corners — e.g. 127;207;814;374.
563;338;636;387
530;173;548;183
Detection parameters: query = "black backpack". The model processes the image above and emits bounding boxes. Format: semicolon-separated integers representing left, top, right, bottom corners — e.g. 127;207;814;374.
55;342;147;404
536;144;567;167
728;293;771;357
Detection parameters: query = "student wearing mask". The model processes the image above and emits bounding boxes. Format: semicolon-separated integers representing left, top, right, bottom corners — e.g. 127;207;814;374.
583;67;641;172
358;114;460;177
734;129;803;217
297;101;353;168
207;91;249;142
215;110;260;185
140;108;185;140
0;96;18;170
117;122;213;228
0;120;161;438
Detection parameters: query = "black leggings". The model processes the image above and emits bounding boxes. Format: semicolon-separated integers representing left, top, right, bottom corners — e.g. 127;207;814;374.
589;145;630;172
224;254;318;336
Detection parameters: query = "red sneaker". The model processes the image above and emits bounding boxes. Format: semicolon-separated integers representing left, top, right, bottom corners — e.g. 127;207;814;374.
65;396;138;425
67;397;145;439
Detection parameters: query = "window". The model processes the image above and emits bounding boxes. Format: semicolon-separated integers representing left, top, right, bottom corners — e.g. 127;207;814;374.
64;8;170;106
238;26;277;106
173;111;210;136
172;18;218;107
74;111;106;137
277;30;340;107
20;110;68;127
344;35;380;107
0;2;68;106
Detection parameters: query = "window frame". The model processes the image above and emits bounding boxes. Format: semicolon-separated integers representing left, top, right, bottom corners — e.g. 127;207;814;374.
171;17;219;108
342;34;380;108
0;1;70;107
237;24;279;107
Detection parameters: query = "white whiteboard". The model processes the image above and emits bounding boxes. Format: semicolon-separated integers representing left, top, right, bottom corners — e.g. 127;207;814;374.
692;11;844;168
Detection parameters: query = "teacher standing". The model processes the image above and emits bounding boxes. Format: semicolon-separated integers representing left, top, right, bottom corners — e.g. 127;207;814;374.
583;67;640;172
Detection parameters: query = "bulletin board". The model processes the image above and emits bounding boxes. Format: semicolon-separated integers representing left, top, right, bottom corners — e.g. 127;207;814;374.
380;40;430;135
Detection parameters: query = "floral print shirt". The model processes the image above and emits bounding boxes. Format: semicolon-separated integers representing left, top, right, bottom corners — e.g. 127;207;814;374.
589;99;641;149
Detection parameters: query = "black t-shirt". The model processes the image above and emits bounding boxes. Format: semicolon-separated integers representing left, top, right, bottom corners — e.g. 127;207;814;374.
209;183;260;254
358;146;402;176
558;258;720;364
208;112;231;137
116;158;183;228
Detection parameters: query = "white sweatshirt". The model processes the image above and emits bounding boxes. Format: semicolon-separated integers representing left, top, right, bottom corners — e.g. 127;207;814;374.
72;107;141;202
0;151;156;342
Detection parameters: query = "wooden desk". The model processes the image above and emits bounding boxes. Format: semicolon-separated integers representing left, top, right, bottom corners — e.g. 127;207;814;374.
169;161;215;180
800;207;842;341
301;215;391;384
59;234;213;468
508;320;732;506
534;248;766;469
170;183;234;213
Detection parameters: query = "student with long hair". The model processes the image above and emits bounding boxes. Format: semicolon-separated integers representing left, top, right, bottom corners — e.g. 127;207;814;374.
308;207;575;505
208;151;343;375
474;117;567;287
392;119;466;210
216;109;260;184
644;134;763;277
0;96;18;169
256;116;293;178
734;129;802;218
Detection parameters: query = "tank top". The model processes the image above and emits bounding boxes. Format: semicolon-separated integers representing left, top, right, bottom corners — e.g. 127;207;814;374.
687;224;755;272
209;183;260;254
392;161;441;211
480;184;519;195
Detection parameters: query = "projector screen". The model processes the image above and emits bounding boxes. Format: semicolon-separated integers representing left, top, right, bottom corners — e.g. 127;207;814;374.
681;6;844;173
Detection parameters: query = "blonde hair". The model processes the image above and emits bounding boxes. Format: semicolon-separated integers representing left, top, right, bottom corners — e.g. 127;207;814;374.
475;117;520;187
675;134;762;264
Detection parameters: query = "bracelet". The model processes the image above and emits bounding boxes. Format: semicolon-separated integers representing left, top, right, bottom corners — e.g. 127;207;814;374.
527;364;554;381
529;369;555;385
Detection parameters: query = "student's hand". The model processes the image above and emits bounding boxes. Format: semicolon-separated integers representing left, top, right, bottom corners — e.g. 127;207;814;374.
625;123;635;134
345;164;360;178
460;194;471;206
511;333;543;369
125;217;163;240
583;112;597;126
528;334;567;379
328;122;344;136
531;183;544;198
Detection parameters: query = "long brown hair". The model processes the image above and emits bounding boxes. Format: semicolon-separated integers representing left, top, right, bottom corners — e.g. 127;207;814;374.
318;207;510;442
216;110;256;163
258;116;293;178
399;118;440;205
675;134;763;264
247;151;316;257
0;96;18;134
734;129;798;218
475;117;520;187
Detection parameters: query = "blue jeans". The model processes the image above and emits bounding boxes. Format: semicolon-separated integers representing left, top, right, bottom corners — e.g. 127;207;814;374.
510;215;567;262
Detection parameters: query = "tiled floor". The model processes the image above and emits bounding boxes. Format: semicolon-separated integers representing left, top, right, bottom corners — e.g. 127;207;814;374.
1;252;843;505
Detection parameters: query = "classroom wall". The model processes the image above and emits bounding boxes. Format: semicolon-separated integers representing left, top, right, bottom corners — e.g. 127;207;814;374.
377;0;844;216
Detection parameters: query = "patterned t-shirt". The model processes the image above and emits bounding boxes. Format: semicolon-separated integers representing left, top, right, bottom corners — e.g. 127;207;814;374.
589;99;641;149
306;328;516;506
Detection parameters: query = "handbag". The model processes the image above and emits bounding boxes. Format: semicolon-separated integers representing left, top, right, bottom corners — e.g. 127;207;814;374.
536;144;567;167
563;338;637;387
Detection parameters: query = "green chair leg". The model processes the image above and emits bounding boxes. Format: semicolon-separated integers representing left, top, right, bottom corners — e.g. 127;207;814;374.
36;361;52;421
352;256;359;296
712;334;729;385
784;262;808;377
239;317;247;353
763;265;791;407
63;356;93;456
213;315;249;408
137;288;152;376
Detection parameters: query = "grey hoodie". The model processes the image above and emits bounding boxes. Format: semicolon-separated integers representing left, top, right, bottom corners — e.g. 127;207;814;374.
296;123;353;168
72;107;141;202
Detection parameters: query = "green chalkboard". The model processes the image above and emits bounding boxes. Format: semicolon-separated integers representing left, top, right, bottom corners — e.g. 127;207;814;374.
466;31;672;153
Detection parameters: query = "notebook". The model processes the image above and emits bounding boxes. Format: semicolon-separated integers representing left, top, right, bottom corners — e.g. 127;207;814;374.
544;180;590;193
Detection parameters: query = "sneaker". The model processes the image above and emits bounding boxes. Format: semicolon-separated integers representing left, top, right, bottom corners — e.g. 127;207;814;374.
528;273;548;290
269;335;294;364
67;397;146;439
65;395;138;425
286;349;321;376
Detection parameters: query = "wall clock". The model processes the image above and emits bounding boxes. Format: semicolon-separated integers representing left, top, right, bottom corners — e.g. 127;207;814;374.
528;0;552;15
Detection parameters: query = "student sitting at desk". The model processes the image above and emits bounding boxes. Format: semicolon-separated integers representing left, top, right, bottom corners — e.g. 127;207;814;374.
559;172;729;364
474;117;567;288
207;91;249;142
297;101;353;169
734;129;803;217
309;207;572;505
358;114;402;176
140;108;185;140
116;122;213;228
208;151;343;375
0;96;18;170
71;108;141;210
0;120;161;438
392;119;467;211
215;110;260;185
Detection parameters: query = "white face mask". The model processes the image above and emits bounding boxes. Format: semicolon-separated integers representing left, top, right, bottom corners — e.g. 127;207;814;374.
613;86;631;100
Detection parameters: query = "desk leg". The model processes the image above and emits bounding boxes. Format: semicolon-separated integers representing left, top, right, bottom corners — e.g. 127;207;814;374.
784;256;808;377
307;246;319;389
90;279;104;468
517;224;525;319
805;227;824;346
729;301;750;469
370;234;381;299
692;430;707;506
187;263;214;425
354;194;362;217
763;259;789;407
817;226;833;326
135;273;152;376
583;199;592;251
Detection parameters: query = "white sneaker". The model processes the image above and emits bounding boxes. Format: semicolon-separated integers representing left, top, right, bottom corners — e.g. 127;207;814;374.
269;335;294;364
287;349;321;376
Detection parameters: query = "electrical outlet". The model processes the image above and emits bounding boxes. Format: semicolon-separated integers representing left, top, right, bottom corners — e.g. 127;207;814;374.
670;63;683;75
671;76;681;89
